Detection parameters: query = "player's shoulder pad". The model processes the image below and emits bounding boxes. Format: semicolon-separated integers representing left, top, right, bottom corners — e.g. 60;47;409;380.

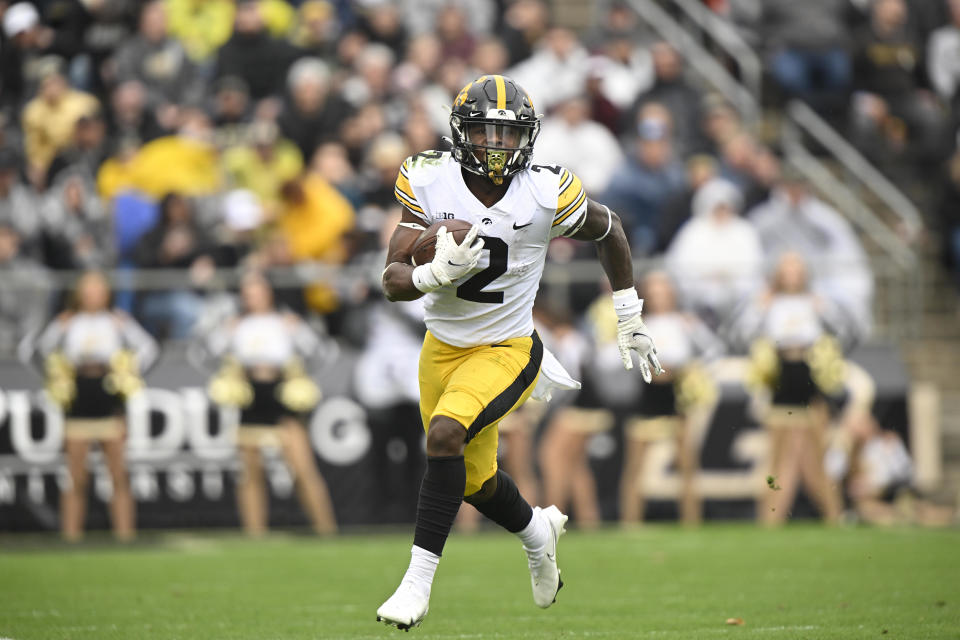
401;150;450;188
523;162;569;209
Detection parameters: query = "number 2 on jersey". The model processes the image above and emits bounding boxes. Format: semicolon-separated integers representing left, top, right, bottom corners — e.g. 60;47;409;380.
456;236;507;304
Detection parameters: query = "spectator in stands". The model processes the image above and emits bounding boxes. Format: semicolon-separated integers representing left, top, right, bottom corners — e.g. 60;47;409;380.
356;2;407;58
738;252;846;526
718;131;761;195
223;120;304;215
851;0;947;169
67;0;137;97
602;103;685;255
41;175;113;270
533;96;623;194
657;154;718;252
0;223;49;356
402;105;442;156
202;270;337;537
401;0;495;39
278;58;351;161
215;0;302;102
927;0;960;114
939;147;960;295
0;147;41;253
113;0;202;119
583;58;621;134
0;2;54;112
509;27;589;111
274;171;355;314
291;1;341;60
310;141;364;207
748;168;874;341
210;76;253;150
103;107;221;200
360;133;410;210
393;34;442;94
471;36;510;79
46;110;109;190
133;192;216;338
105;81;166;148
166;0;235;63
587;30;653;113
583;0;651;52
623;42;703;157
29;271;158;541
341;43;398;109
760;0;852;114
339;102;389;166
665;178;764;327
620;271;723;526
21;59;99;182
699;94;743;156
420;57;471;136
435;4;475;62
500;0;551;67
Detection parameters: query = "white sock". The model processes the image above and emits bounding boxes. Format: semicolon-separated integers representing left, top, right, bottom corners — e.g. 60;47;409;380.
400;545;440;598
516;507;549;552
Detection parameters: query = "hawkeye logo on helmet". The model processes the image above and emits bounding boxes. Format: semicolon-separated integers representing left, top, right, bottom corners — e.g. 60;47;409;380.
486;108;516;120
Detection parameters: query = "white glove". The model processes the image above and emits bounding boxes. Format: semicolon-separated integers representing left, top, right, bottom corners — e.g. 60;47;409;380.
412;224;484;292
612;288;664;383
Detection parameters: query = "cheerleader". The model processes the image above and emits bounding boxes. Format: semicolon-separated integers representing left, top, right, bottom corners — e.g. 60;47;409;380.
27;271;158;541
536;303;610;530
203;271;337;536
618;271;722;526
739;252;847;525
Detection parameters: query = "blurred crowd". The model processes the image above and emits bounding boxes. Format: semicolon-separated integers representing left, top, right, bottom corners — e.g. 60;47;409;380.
0;0;891;352
706;0;960;289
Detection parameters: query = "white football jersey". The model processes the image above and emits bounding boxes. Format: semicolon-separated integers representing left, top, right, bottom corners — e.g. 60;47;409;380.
395;150;589;348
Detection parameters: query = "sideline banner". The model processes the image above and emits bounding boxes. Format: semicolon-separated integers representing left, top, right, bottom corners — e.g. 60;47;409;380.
0;349;909;531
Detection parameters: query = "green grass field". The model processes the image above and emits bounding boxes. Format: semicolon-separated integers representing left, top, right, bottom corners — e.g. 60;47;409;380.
1;525;958;639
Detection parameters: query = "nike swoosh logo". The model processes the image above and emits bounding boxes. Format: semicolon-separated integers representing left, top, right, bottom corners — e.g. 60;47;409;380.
513;221;533;230
448;260;468;266
546;552;555;562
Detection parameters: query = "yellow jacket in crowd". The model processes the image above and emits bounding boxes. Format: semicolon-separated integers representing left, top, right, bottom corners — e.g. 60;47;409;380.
166;0;296;61
277;174;355;312
222;140;304;212
22;89;99;172
97;135;221;200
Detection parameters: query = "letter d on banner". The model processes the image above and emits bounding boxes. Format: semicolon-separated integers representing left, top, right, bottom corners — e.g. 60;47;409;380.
127;389;186;461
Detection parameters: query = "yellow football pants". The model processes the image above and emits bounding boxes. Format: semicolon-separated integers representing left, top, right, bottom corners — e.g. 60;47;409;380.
419;330;542;496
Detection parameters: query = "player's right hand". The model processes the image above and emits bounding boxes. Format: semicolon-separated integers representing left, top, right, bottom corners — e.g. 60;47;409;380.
429;224;484;286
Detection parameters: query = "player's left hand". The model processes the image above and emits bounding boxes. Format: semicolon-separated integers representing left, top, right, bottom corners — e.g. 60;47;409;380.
617;313;664;383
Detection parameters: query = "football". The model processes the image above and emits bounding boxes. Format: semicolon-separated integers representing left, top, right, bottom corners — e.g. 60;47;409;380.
410;219;475;266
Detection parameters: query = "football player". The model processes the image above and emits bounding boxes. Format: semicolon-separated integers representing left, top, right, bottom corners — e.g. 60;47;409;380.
377;75;663;630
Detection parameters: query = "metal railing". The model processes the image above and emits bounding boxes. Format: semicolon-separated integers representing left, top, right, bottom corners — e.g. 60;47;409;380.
663;0;763;100
622;0;759;123
655;0;923;245
785;101;925;238
0;255;924;344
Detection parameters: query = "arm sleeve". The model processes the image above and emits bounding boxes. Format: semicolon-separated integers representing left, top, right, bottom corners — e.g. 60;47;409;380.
394;158;429;223
550;168;589;239
118;315;160;373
